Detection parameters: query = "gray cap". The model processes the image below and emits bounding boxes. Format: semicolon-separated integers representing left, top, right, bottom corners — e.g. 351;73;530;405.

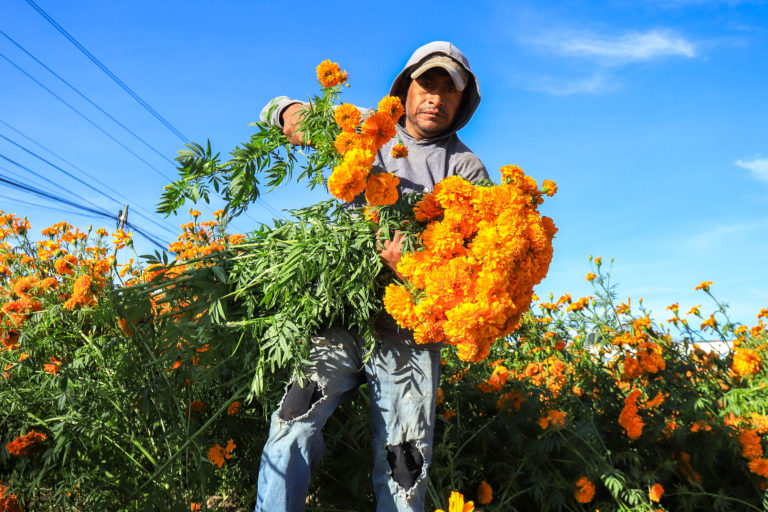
410;54;469;91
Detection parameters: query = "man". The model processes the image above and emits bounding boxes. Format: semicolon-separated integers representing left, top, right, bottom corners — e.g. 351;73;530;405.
256;41;488;512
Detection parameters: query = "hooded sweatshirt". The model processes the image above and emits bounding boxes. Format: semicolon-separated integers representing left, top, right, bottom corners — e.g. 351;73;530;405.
261;41;488;348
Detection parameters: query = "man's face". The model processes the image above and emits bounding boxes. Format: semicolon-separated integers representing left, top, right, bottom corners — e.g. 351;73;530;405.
404;67;464;140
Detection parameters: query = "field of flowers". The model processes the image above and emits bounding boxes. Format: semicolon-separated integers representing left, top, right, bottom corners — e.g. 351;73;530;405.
3;60;768;511
2;208;767;512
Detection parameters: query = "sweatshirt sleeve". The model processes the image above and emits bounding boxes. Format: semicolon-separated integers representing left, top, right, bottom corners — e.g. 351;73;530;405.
259;96;309;128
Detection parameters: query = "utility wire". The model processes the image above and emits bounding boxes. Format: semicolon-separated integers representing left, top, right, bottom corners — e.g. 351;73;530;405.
0;192;101;218
0;119;179;234
0;52;174;181
0;162;169;250
0;129;178;236
24;0;189;143
0;30;176;167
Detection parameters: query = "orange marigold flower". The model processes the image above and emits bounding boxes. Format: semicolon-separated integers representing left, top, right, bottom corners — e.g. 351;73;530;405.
701;315;717;331
334;131;362;155
738;428;764;460
541;179;557;197
619;389;644;440
649;483;664;502
377;95;405;122
54;255;78;275
695;280;713;291
6;429;47;456
413;193;443;222
328;162;368;203
190;504;201;511
0;483;20;512
574;476;595;503
334;103;361;133
365;172;400;206
227;401;241;416
361;111;397;149
207;439;236;468
687;304;701;316
477;480;493;505
316;60;348;88
733;348;762;377
435;490;474;512
749;458;768;477
585;272;596;281
44;356;61;375
391;143;408;159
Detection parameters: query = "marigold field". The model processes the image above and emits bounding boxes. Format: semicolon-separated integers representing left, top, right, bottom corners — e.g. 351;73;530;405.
3;60;768;511
2;208;768;512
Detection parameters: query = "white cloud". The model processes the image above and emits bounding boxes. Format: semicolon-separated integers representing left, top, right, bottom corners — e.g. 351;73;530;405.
529;29;696;65
524;72;615;96
736;158;768;182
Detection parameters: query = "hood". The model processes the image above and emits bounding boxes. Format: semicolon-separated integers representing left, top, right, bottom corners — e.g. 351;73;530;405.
389;41;480;140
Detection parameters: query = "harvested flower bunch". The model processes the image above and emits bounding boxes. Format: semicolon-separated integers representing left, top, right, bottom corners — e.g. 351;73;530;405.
382;166;557;362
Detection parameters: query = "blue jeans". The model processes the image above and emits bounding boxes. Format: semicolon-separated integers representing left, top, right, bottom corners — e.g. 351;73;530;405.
254;326;442;512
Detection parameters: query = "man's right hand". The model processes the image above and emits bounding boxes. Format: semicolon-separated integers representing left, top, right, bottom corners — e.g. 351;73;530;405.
281;103;309;146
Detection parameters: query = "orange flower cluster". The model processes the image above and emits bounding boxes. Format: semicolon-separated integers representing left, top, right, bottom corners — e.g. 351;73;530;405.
0;483;21;512
573;476;595;503
384;166;557;362
538;408;567;430
6;429;47;456
328;94;404;205
618;389;644;440
476;480;493;505
732;348;762;377
434;490;474;512
649;483;664;502
316;60;348;88
478;364;509;393
207;439;236;468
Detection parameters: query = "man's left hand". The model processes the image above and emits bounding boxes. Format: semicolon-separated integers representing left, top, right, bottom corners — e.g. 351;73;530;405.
377;230;406;281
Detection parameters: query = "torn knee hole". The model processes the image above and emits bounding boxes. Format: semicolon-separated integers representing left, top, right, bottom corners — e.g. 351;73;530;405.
278;380;323;421
386;441;424;490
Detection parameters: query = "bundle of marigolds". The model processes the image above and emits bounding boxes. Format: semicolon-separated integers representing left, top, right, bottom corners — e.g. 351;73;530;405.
381;166;557;362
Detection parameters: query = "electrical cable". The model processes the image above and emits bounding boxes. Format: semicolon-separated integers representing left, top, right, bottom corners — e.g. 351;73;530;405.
24;0;189;143
0;119;179;234
0;130;178;236
0;166;169;250
0;52;174;181
0;29;177;168
0;193;100;218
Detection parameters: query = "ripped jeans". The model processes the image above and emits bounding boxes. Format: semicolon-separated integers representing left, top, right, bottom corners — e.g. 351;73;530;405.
254;326;442;512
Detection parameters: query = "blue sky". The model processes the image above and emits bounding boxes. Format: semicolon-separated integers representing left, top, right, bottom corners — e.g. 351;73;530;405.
1;0;767;330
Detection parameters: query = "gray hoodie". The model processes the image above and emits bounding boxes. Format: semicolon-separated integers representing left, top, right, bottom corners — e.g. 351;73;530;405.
261;41;488;348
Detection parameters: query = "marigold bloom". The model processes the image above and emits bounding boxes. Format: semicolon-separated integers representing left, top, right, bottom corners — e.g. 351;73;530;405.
328;162;367;202
391;143;408;159
413;193;443;222
44;356;61;375
649;483;664;502
378;95;405;122
585;272;596;281
316;60;348;88
695;280;713;291
687;304;701;316
749;458;768;477
435;490;474;512
334;103;361;132
361;111;397;149
477;480;493;505
619;389;644;440
365;172;400;206
207;439;236;468
733;348;762;377
0;483;20;512
738;428;764;460
334;131;361;155
6;430;47;456
227;401;241;416
574;476;595;503
541;179;557;197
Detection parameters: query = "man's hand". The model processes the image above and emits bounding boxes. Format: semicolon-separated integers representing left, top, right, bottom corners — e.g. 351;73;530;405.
378;230;406;281
281;103;310;146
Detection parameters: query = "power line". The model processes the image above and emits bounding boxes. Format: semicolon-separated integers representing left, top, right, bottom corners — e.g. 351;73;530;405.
0;29;177;168
24;0;189;143
0;127;178;236
0;163;169;250
0;192;102;218
0;52;174;181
